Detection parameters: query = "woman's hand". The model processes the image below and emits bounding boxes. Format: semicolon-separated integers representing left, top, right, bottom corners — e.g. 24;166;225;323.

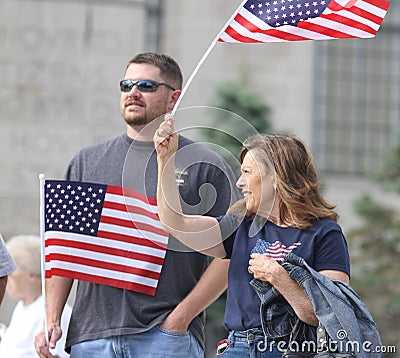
248;253;284;284
249;253;319;325
154;114;179;161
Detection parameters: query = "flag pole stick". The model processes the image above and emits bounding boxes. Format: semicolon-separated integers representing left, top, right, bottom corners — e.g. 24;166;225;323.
171;0;248;117
39;173;50;348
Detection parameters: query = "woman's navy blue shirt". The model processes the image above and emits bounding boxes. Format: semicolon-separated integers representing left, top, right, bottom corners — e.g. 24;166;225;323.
217;215;350;332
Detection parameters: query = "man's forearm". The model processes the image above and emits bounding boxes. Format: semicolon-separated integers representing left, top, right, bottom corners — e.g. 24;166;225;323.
164;258;229;330
46;276;73;325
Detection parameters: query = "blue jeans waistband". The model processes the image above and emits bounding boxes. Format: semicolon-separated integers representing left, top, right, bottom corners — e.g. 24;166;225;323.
229;328;289;343
232;327;264;340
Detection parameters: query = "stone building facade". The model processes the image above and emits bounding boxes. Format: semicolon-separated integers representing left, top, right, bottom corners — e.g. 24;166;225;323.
0;0;399;353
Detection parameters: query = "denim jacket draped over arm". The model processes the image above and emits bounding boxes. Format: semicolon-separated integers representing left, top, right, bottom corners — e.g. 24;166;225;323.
250;253;382;358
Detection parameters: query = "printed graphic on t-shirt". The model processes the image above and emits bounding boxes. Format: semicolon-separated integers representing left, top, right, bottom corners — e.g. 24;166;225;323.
251;239;301;262
174;168;188;186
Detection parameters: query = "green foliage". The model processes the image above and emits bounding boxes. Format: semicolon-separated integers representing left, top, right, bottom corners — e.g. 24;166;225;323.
200;77;273;172
352;195;395;228
375;136;400;193
349;195;400;350
350;134;400;353
205;291;227;323
210;80;272;133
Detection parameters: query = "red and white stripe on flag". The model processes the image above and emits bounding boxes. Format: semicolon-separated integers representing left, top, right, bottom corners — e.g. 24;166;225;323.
44;180;169;296
218;0;390;43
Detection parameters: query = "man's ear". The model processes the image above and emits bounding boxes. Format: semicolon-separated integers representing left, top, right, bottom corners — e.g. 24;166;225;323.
168;90;182;112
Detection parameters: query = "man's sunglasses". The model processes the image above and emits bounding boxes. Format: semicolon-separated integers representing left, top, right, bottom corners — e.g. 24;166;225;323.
119;79;176;93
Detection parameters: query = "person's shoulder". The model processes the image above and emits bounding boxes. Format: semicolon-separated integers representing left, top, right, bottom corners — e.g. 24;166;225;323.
80;134;128;155
218;214;242;241
71;134;128;161
310;217;343;234
65;134;130;181
0;235;17;275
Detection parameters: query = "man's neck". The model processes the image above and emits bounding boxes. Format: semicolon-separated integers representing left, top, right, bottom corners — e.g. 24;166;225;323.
126;124;156;142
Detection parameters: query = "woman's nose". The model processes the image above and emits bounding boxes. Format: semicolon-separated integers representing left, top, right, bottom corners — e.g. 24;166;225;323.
236;175;245;189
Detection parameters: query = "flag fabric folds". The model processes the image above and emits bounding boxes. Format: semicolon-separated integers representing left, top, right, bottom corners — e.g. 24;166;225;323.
218;0;390;43
43;180;169;296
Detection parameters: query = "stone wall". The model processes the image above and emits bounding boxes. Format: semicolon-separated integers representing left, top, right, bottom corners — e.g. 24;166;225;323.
0;0;146;324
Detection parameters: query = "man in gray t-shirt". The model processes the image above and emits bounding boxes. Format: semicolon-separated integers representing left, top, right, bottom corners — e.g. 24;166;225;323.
0;234;17;306
35;53;238;358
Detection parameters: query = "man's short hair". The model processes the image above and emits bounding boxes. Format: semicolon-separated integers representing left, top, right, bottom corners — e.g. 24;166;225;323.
127;53;183;90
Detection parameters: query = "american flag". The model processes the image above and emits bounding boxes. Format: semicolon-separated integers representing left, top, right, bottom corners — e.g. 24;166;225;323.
219;0;390;43
251;239;301;261
43;180;169;296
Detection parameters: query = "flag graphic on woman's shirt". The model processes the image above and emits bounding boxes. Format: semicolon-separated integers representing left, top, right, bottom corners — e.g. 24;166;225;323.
43;180;169;296
251;239;301;261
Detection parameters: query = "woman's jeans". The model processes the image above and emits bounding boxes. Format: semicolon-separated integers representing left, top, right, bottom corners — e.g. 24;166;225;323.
216;328;287;358
70;325;203;358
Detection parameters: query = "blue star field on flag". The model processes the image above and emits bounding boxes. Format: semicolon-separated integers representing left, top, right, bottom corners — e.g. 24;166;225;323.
45;181;106;236
244;0;331;28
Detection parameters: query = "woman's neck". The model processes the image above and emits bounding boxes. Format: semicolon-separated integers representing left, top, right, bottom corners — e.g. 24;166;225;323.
268;215;292;227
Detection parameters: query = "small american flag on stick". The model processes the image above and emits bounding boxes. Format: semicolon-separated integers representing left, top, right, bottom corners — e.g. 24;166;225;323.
43;179;169;296
218;0;390;43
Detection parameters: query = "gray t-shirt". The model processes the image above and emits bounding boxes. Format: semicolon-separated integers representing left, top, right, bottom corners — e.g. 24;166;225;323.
0;234;17;277
64;133;238;350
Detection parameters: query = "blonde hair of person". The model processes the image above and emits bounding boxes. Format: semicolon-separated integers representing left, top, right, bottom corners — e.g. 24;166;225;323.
6;235;41;276
228;134;338;229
